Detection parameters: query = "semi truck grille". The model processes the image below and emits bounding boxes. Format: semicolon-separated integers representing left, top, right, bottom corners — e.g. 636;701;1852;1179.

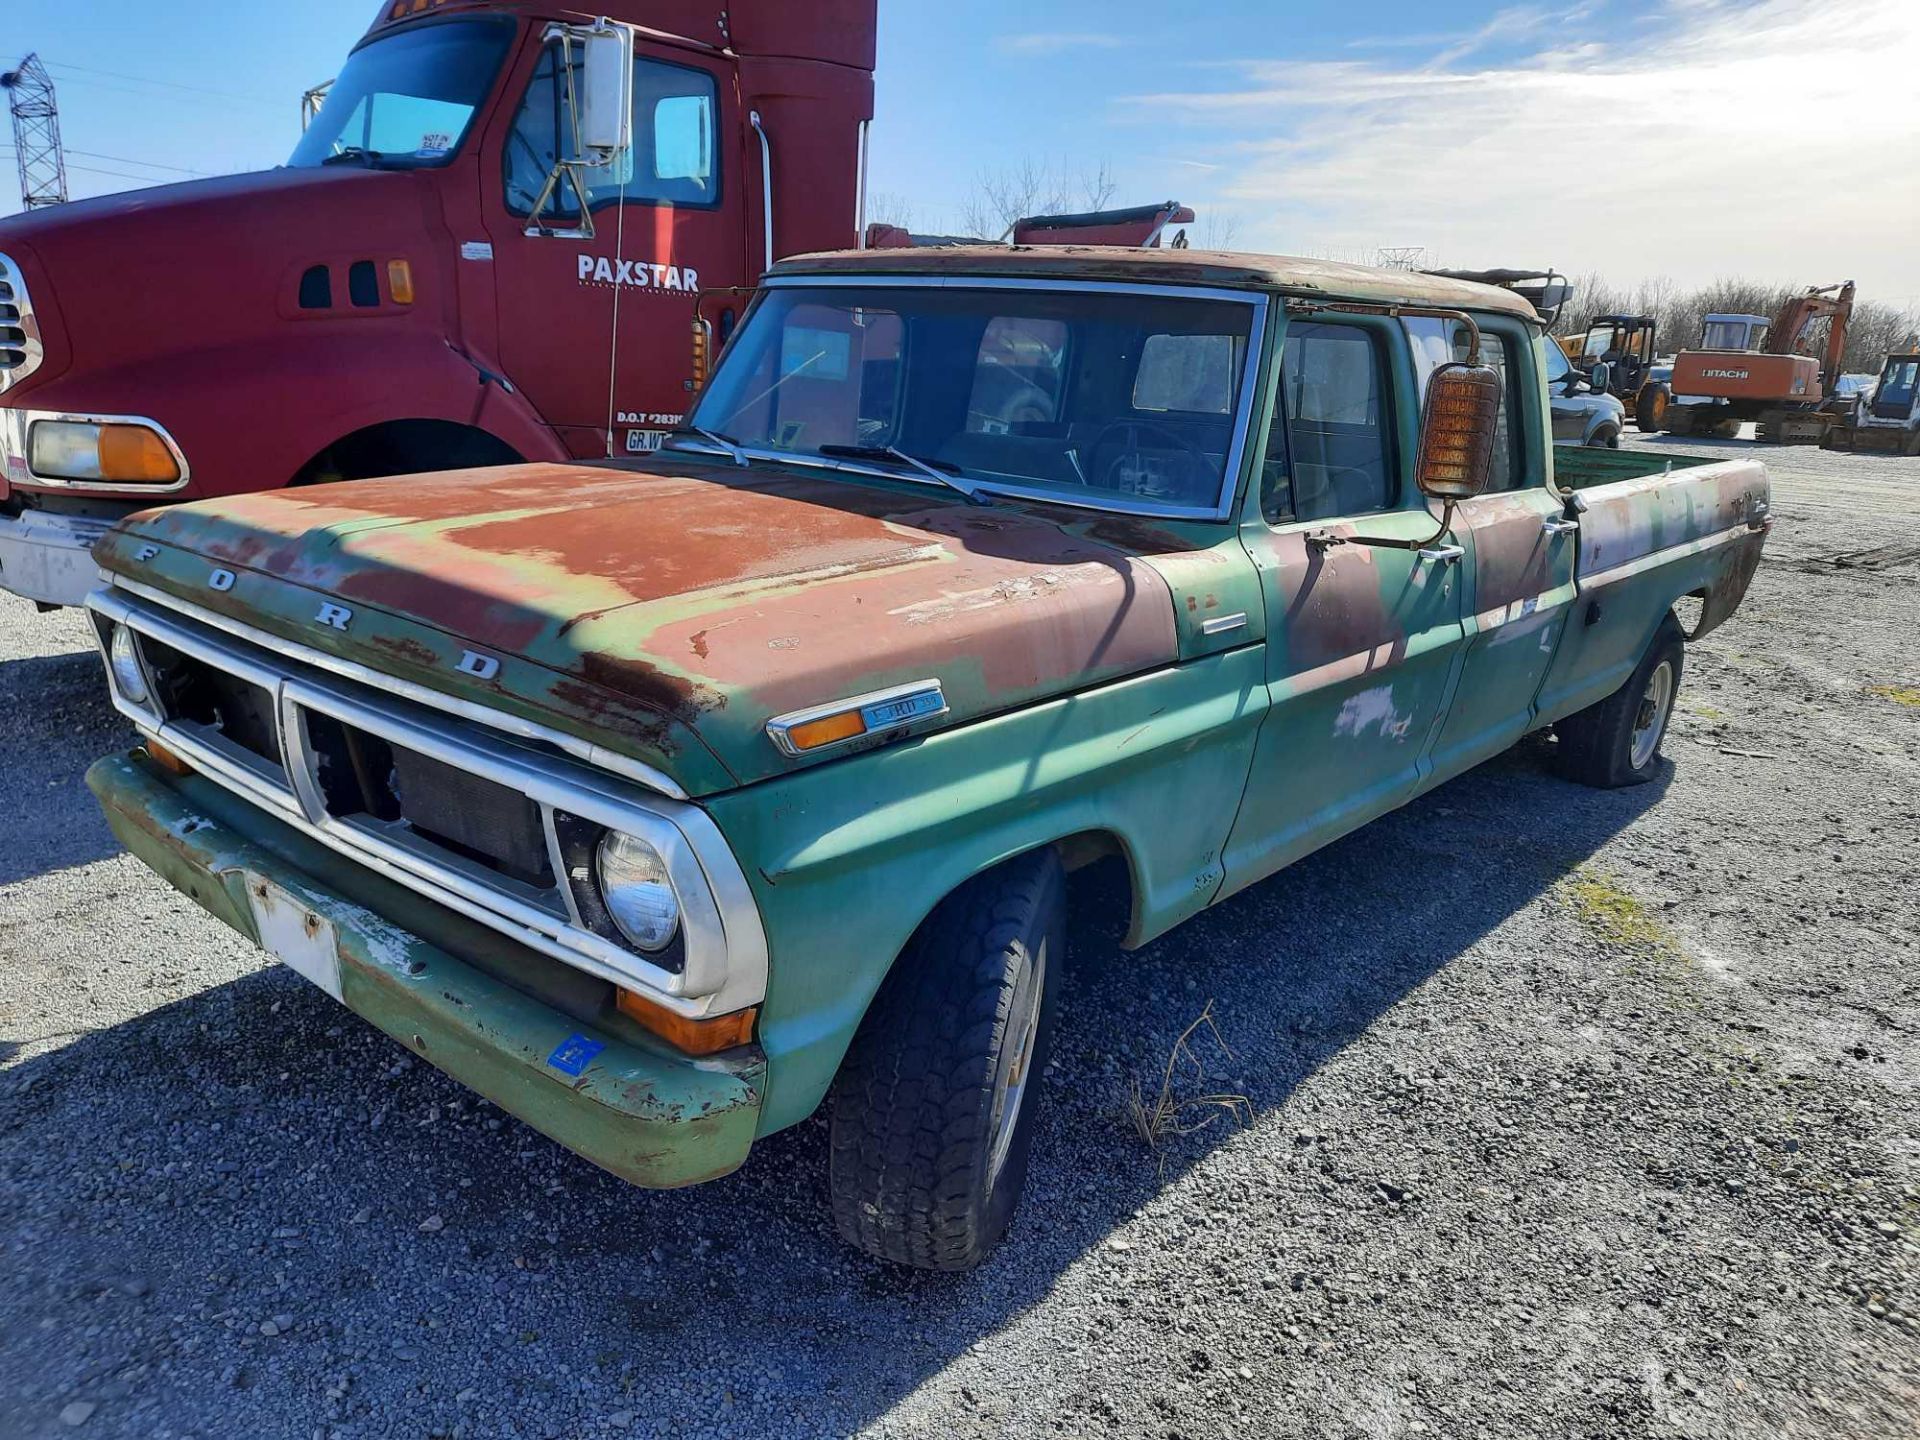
0;252;43;390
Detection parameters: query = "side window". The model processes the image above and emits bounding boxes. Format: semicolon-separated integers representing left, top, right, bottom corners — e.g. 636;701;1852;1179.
1264;322;1395;523
1134;333;1236;414
967;317;1069;434
1451;328;1522;493
503;47;720;217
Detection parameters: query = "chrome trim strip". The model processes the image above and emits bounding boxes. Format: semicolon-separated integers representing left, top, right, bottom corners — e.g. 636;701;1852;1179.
854;118;870;248
0;250;46;394
750;110;774;273
86;584;767;1018
5;409;192;493
704;277;1269;522
104;574;688;800
765;678;948;758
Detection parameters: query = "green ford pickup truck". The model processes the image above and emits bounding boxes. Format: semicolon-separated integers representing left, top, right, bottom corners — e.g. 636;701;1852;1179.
81;247;1770;1270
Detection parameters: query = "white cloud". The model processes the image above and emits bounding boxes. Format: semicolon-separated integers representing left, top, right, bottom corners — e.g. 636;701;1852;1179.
996;32;1129;57
1117;0;1920;303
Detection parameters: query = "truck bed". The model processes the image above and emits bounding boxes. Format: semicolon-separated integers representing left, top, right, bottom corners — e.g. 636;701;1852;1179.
1553;445;1721;490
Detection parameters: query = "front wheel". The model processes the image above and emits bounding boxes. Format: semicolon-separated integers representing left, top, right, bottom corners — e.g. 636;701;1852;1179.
1555;618;1685;787
827;849;1063;1270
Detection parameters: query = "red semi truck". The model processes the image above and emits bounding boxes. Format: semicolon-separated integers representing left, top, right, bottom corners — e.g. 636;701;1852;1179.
1;0;1189;610
1;0;889;607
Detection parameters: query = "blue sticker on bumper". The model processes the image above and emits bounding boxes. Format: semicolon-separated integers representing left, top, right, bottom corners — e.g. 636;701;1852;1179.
547;1033;605;1077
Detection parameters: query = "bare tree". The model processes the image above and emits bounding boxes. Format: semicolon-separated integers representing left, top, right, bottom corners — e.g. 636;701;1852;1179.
959;158;1118;240
1193;210;1240;251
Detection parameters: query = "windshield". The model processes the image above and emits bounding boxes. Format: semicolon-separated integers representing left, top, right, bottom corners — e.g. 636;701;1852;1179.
1580;327;1615;359
288;19;512;170
687;284;1258;515
1877;359;1918;407
1701;319;1759;351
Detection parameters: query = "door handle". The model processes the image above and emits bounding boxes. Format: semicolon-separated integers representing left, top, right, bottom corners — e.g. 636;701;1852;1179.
1417;543;1464;565
1541;518;1581;536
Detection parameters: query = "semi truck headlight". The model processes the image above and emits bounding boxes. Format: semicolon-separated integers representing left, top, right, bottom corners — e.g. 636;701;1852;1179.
108;624;150;705
30;420;181;484
596;831;680;953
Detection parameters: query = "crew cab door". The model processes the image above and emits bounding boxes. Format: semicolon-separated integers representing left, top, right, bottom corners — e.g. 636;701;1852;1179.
477;28;745;457
1409;319;1578;783
1220;313;1467;897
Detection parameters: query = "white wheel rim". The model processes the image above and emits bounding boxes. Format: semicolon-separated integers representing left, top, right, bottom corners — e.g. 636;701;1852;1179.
987;947;1046;1188
1630;660;1674;769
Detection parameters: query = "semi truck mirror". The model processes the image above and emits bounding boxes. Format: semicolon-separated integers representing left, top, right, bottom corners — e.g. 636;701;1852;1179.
1416;362;1501;502
580;21;634;160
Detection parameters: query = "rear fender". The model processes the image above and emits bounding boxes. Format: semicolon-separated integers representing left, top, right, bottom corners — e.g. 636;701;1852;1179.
1537;458;1770;723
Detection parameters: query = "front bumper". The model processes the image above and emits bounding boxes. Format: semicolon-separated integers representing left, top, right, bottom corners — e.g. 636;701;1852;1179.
0;506;112;607
88;749;766;1189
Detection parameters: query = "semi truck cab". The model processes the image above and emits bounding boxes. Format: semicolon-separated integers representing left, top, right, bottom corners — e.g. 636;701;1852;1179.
0;0;876;607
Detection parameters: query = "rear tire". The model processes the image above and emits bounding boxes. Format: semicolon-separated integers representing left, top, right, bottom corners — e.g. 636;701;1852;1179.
1555;617;1685;788
1635;385;1669;433
827;849;1063;1271
1591;425;1621;449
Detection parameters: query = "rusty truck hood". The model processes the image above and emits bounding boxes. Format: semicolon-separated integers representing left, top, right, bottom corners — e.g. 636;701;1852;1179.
97;460;1182;793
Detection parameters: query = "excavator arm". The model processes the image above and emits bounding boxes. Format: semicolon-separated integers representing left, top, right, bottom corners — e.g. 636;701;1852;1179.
1766;281;1855;394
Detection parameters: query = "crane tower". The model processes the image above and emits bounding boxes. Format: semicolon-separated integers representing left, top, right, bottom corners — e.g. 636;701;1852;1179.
1;53;69;210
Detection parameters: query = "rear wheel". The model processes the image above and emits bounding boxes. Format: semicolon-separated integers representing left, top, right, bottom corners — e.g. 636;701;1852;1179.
1635;385;1669;433
827;849;1063;1271
1555;617;1685;788
1591;425;1621;449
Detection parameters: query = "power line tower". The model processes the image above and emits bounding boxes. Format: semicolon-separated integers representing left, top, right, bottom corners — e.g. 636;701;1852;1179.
1;53;69;210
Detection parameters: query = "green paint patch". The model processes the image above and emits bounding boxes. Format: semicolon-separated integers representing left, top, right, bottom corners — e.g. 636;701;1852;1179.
1562;867;1677;955
1866;684;1920;709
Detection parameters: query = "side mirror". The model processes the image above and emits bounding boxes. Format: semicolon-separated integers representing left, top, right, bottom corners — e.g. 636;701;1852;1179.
1588;361;1612;394
579;21;634;159
1416;362;1501;502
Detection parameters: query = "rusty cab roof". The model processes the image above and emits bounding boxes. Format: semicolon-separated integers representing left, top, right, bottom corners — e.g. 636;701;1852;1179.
769;245;1545;324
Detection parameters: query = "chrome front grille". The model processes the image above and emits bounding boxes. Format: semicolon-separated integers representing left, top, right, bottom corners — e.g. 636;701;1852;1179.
85;581;768;1016
0;251;45;392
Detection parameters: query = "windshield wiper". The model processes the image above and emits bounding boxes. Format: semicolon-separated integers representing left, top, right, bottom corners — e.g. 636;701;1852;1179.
321;146;387;169
670;425;748;467
816;444;990;506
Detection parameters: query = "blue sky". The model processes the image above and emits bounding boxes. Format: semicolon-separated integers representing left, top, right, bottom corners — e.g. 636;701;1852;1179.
5;1;1916;304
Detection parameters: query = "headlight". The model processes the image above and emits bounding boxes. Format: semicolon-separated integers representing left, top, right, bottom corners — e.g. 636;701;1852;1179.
108;624;150;705
595;831;680;952
29;420;181;483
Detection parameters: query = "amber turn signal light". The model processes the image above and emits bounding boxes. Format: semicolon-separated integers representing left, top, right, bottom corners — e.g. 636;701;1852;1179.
386;259;414;305
143;738;194;776
616;990;757;1056
98;424;182;484
781;709;866;752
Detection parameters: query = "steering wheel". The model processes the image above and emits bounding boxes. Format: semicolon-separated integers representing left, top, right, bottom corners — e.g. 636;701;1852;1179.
1087;420;1215;502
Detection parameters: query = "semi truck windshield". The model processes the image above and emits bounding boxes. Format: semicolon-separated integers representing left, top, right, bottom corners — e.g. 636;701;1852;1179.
687;284;1257;517
288;19;513;170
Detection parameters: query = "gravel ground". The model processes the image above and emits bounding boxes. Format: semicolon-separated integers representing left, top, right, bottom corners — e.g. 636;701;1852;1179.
2;434;1916;1439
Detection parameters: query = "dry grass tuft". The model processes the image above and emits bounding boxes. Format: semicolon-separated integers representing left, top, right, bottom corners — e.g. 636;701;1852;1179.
1128;1002;1253;1167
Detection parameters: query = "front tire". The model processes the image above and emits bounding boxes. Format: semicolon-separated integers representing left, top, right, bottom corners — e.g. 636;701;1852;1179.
1555;617;1685;788
827;849;1063;1271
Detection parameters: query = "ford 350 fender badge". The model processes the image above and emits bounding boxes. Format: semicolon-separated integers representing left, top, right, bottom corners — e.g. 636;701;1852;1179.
456;650;501;680
315;602;353;631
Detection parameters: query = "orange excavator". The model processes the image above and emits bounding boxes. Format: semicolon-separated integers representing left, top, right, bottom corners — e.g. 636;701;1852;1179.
1637;282;1855;443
